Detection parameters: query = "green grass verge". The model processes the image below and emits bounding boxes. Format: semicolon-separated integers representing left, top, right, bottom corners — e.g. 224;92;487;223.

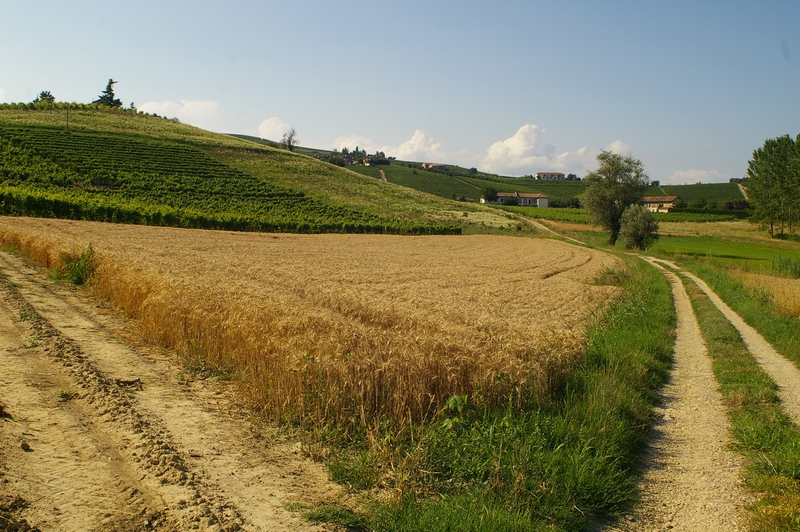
682;275;800;529
652;235;800;274
323;258;675;531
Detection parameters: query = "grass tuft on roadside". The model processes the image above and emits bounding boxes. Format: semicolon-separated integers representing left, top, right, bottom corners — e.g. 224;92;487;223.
682;275;800;529
49;244;95;285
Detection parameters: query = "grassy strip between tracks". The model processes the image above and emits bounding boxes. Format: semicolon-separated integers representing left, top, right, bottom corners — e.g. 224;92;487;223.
310;257;675;531
682;275;800;529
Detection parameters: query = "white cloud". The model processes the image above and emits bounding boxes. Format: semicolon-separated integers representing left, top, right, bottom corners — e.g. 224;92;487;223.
664;169;731;185
481;124;598;176
331;134;376;153
258;116;291;141
604;140;631;156
138;99;220;128
388;130;445;161
0;87;6;102
331;130;446;161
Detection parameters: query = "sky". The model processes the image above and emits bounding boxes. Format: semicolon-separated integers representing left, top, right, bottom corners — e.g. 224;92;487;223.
1;1;799;184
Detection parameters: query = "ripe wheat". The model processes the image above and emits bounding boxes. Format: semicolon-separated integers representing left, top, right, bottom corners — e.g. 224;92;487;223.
0;217;621;426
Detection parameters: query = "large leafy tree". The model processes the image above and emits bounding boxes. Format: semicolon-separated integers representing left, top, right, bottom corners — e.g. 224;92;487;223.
582;150;649;245
93;78;122;108
747;134;798;237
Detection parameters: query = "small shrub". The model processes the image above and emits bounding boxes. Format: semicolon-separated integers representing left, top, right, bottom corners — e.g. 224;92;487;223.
619;204;659;250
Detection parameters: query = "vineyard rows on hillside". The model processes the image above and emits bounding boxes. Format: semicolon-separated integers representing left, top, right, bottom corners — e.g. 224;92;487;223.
0;124;459;235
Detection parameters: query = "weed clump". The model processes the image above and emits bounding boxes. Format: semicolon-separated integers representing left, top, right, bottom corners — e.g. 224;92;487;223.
52;244;95;285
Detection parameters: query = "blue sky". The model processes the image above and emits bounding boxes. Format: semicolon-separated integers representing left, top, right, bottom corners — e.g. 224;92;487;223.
2;1;798;183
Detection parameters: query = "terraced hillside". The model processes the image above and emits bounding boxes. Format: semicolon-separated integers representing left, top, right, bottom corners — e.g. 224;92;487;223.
0;108;526;235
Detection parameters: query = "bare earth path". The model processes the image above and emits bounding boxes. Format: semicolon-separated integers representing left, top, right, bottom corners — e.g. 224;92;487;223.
0;251;343;531
738;183;749;201
606;258;747;531
651;258;800;425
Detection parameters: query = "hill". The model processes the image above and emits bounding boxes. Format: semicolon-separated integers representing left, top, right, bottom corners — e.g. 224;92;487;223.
0;107;529;235
350;160;746;207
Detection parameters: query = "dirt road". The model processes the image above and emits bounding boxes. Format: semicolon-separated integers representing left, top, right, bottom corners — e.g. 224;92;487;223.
652;258;800;425
606;259;748;531
0;251;342;531
608;256;800;530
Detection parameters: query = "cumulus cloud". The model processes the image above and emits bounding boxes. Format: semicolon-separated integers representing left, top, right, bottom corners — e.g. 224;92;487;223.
389;130;445;161
604;140;631;156
482;124;549;173
331;130;446;161
331;134;376;153
481;124;598;176
258;116;291;141
664;169;731;185
138;99;220;128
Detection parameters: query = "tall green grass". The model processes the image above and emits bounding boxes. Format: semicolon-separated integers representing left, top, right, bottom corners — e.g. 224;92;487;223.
341;259;676;531
683;276;800;529
772;255;800;279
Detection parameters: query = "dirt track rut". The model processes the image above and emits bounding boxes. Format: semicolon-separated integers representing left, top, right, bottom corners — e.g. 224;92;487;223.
0;251;342;531
606;259;747;531
652;258;800;425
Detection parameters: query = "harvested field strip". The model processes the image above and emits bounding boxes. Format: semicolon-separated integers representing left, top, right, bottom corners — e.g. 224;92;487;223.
0;216;621;428
0;249;340;531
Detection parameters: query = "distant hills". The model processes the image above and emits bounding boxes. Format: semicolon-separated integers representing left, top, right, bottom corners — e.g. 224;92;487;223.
232;133;745;208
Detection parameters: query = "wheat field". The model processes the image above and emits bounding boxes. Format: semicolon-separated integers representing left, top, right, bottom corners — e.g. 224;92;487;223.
0;217;621;426
730;271;800;317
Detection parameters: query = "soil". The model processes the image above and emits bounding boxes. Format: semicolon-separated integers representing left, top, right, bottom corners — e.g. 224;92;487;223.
604;258;749;531
0;251;344;532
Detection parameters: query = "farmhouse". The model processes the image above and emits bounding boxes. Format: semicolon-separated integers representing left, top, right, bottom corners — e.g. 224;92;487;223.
481;192;549;208
641;195;680;213
535;172;566;180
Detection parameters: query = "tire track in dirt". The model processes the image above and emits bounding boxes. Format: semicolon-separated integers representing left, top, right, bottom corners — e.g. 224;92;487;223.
0;294;162;531
0;251;343;531
606;258;747;531
651;258;800;426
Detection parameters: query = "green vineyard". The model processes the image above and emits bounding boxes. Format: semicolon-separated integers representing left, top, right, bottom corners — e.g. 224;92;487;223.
0;124;459;234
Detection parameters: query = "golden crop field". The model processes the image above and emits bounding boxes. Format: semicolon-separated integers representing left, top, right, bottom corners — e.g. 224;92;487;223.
0;217;621;426
731;271;800;318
